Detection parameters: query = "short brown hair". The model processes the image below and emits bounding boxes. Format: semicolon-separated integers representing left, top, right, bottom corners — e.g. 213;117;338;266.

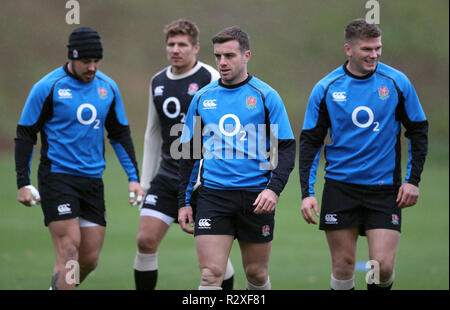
212;26;250;53
345;18;382;44
164;19;199;45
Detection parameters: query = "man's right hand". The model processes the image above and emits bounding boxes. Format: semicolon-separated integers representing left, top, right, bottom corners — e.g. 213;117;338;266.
18;185;41;207
178;206;194;234
300;196;319;224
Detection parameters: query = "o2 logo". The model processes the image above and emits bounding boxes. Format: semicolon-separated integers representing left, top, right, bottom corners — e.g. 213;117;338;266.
351;106;380;131
76;103;100;129
219;114;247;141
163;96;186;123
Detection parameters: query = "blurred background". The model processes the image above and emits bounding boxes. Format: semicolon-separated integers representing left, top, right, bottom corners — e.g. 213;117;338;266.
0;0;448;290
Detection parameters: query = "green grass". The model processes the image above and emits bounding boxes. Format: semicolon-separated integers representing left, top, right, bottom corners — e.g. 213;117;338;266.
0;147;448;290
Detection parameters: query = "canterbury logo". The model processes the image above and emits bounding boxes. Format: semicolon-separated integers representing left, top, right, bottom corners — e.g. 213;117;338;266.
58;89;72;99
202;99;217;109
144;194;158;206
198;218;211;228
325;213;338;224
325;214;337;222
332;91;346;102
57;203;72;215
154;86;164;96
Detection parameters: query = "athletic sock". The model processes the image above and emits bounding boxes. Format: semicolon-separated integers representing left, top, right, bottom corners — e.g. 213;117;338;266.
247;278;271;290
222;258;234;290
134;251;158;290
199;285;223;290
367;272;395;290
330;274;355;290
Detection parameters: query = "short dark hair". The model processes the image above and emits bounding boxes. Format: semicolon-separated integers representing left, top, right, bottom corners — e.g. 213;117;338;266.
212;26;250;53
164;19;199;45
345;18;382;44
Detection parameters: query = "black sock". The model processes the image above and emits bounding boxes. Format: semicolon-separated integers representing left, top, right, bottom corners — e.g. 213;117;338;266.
134;269;157;290
367;282;393;290
221;275;234;290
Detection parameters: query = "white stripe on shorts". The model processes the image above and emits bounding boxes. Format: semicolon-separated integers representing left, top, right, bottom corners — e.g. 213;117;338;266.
78;217;99;227
140;208;175;226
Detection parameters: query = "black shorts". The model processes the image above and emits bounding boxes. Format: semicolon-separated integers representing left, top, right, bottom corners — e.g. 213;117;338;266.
141;174;179;221
319;178;401;236
194;186;274;243
38;172;106;227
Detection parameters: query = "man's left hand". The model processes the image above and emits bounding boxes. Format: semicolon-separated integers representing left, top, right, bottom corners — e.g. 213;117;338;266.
253;189;278;214
129;182;145;206
396;183;419;208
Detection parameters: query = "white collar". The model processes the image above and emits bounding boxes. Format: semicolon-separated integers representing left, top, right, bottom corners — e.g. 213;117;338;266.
166;61;203;80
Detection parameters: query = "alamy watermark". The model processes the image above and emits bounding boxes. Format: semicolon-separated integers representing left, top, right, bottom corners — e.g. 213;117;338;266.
365;0;380;24
171;116;279;171
64;1;379;27
65;259;80;285
365;259;380;285
66;0;80;24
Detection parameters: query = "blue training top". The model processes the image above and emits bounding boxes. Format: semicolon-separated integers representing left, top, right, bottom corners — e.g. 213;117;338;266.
299;61;428;198
15;63;139;188
178;75;296;207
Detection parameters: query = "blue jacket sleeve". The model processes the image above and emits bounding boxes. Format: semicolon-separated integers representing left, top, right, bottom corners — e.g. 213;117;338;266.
395;75;428;186
299;83;330;199
264;90;296;196
15;81;53;188
106;87;140;183
178;95;201;208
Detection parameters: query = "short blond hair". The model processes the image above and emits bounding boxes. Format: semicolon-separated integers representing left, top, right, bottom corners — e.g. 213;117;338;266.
164;19;200;45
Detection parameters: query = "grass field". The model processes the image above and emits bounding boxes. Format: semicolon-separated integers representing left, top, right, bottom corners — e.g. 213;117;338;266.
0;145;448;290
